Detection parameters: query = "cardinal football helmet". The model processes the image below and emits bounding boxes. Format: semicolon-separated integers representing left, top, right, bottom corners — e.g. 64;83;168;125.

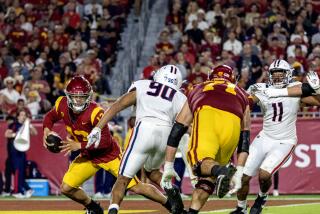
153;65;183;89
65;75;93;112
268;59;292;88
209;64;235;83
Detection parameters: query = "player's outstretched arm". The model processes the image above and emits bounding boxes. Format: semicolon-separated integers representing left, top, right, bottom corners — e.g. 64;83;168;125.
97;91;137;130
87;91;137;148
263;71;320;98
161;101;193;189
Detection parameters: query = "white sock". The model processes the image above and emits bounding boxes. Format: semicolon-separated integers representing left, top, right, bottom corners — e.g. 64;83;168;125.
108;204;119;211
237;200;247;208
259;190;268;197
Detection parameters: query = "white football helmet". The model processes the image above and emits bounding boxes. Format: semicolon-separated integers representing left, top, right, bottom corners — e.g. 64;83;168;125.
153;65;183;89
268;59;293;88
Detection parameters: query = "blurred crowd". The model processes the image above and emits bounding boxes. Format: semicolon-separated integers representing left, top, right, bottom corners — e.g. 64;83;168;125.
0;0;319;119
0;0;133;118
142;0;320;112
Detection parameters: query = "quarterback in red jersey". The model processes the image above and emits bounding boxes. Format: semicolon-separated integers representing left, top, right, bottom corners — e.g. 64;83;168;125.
43;76;173;214
161;65;251;214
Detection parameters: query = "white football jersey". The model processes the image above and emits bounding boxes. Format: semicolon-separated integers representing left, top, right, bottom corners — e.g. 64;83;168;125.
128;79;187;126
251;82;301;141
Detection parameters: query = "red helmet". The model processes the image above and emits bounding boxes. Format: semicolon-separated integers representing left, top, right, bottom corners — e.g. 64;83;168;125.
65;75;92;112
209;65;235;83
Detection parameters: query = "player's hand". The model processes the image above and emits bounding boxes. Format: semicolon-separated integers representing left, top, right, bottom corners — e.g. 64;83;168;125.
86;127;102;148
307;71;320;94
60;136;81;156
228;166;244;195
247;83;263;94
43;128;57;149
161;161;181;189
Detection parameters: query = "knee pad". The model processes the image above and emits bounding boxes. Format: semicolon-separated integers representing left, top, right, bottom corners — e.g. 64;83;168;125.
195;179;215;195
192;157;213;177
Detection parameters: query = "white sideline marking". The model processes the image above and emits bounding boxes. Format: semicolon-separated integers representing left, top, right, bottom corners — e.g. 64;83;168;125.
200;202;320;213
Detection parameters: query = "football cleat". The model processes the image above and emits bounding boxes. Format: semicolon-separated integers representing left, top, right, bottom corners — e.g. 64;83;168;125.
164;185;184;214
249;195;267;214
215;164;237;198
230;206;248;214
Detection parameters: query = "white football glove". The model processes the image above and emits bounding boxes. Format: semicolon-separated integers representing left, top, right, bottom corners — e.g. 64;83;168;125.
161;161;180;189
228;166;244;195
86;127;102;148
247;83;262;94
306;71;320;94
190;176;198;189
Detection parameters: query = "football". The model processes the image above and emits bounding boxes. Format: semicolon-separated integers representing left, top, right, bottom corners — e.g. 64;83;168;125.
46;133;63;153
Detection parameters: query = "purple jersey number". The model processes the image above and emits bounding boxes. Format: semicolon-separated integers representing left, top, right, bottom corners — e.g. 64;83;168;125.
146;82;177;101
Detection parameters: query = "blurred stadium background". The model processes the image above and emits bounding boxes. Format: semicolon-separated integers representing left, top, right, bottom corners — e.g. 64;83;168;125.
0;0;319;213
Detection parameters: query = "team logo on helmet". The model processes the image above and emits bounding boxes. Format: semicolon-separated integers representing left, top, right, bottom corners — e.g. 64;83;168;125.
153;64;183;89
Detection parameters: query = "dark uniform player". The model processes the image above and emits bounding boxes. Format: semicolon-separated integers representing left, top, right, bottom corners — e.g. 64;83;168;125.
161;65;251;214
43;75;172;214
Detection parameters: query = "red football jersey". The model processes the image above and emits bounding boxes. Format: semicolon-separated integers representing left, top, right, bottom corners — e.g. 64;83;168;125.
43;96;120;164
188;80;249;119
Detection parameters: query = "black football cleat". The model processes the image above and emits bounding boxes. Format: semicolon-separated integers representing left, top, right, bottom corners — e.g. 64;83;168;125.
216;164;237;198
249;195;267;214
85;200;104;214
230;206;248;214
164;185;184;214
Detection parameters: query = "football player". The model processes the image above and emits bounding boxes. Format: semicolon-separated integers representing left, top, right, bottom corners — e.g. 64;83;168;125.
161;65;252;214
87;65;188;214
43;75;172;214
230;60;320;214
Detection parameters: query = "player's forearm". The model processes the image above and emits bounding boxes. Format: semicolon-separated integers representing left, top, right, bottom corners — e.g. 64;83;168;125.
287;85;303;96
277;84;314;97
237;151;248;167
96;93;135;129
165;145;178;162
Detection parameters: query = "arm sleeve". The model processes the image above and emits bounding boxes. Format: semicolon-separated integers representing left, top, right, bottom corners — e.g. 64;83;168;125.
301;83;316;97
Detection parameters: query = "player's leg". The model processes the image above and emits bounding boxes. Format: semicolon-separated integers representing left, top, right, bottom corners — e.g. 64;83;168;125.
143;124;169;186
186;177;216;214
273;171;279;196
127;122;176;212
230;135;266;214
189;107;240;199
105;151;170;213
104;121;149;212
143;125;185;214
250;141;295;214
61;156;103;214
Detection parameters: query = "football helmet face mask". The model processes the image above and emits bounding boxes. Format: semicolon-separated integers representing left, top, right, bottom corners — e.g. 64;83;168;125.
209;65;235;83
65;76;93;113
153;65;183;89
268;59;292;88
